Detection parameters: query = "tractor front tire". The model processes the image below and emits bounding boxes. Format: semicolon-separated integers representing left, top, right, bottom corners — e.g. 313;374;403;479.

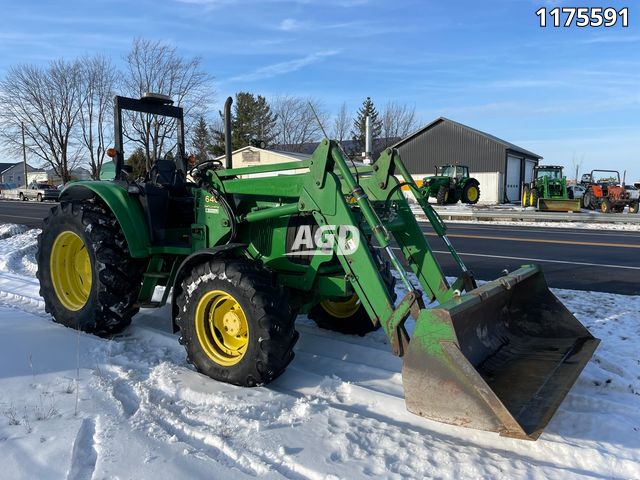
601;198;612;213
436;186;449;205
36;201;143;336
530;188;539;209
522;186;530;207
308;260;396;336
176;260;298;387
630;201;639;214
462;182;480;205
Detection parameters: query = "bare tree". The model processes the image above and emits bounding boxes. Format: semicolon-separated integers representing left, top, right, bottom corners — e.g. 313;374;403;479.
122;38;212;170
332;102;350;142
272;95;327;152
0;60;83;183
380;101;418;147
78;55;117;179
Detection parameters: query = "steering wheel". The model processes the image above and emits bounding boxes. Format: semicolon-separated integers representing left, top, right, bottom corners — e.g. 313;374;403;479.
189;159;225;178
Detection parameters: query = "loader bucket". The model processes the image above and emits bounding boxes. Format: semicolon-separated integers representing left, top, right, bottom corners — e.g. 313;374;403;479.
537;198;582;212
402;265;599;440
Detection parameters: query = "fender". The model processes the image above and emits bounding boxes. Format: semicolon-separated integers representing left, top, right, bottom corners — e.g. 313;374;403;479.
170;243;246;332
59;182;150;258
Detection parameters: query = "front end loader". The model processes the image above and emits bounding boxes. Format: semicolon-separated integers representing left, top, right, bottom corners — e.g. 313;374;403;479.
522;165;581;212
37;94;598;440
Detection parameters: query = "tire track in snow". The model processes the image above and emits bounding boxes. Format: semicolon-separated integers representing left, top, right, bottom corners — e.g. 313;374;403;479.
0;271;46;316
66;417;98;480
0;227;45;314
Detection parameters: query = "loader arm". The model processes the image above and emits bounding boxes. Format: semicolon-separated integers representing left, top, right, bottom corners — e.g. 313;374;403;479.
292;141;473;354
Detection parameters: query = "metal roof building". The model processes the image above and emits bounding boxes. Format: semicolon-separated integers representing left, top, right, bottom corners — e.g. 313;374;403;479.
394;118;542;204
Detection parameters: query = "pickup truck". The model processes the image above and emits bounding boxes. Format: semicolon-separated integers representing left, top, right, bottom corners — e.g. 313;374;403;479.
17;183;60;202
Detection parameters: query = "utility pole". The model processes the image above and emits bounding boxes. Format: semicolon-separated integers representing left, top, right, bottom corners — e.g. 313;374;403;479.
21;122;28;187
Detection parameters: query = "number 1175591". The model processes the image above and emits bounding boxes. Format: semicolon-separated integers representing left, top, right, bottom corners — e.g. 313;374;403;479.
536;7;628;28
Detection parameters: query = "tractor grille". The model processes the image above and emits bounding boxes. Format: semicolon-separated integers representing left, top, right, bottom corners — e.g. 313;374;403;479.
252;218;274;256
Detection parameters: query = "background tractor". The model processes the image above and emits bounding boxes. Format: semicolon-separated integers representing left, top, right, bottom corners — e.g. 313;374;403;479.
581;170;638;213
522;165;581;212
36;93;598;440
421;165;480;205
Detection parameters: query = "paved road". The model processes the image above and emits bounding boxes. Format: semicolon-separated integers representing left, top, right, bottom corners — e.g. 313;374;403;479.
415;223;640;295
0;199;55;227
0;199;638;295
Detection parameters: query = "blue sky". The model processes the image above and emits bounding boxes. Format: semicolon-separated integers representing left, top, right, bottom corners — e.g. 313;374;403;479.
0;0;638;179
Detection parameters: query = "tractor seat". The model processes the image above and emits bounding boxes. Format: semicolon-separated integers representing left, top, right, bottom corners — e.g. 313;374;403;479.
141;159;194;243
149;159;188;196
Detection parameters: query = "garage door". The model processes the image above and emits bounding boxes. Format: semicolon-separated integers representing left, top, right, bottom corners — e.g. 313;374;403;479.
506;155;522;203
524;159;536;185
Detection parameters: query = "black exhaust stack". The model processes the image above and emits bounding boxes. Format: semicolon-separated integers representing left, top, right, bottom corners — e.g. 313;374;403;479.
224;96;233;169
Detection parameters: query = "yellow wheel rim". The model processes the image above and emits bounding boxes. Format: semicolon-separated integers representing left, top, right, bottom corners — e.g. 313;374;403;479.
522;191;528;206
601;202;607;213
50;231;92;311
320;295;360;319
466;186;479;202
195;290;248;367
530;192;535;205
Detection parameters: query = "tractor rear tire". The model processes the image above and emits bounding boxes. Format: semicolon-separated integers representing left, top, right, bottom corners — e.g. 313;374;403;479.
582;191;594;209
176;260;298;387
522;186;530;207
462;182;480;205
308;260;396;336
436;186;449;205
630;201;639;214
36;201;143;336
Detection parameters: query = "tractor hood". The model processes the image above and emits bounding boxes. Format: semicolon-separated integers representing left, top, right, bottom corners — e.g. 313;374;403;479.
423;176;452;184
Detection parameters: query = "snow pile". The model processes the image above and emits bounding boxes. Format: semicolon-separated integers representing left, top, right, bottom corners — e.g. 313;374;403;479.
410;204;640;231
447;219;640;232
0;225;638;479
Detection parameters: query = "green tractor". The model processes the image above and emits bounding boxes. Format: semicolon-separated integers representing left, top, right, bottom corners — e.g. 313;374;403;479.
522;165;581;212
36;94;598;440
421;165;480;205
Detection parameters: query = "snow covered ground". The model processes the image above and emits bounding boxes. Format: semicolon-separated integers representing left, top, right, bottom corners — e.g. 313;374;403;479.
409;203;640;232
0;224;638;479
446;219;640;232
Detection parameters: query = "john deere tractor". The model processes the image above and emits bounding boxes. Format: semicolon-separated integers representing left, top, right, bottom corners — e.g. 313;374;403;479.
36;94;598;440
421;165;480;205
522;165;581;212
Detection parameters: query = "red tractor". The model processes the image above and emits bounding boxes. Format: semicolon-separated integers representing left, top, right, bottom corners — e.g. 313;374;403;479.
580;170;639;213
